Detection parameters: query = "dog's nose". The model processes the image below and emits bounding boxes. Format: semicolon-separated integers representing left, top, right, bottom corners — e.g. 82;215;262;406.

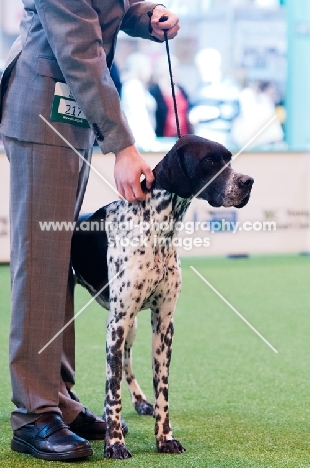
238;176;254;189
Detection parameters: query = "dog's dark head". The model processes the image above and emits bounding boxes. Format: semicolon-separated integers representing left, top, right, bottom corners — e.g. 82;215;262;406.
153;135;253;208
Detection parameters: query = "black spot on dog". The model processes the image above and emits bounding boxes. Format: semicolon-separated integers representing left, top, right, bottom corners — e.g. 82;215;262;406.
143;209;151;222
163;388;168;402
162;416;170;435
156;197;171;214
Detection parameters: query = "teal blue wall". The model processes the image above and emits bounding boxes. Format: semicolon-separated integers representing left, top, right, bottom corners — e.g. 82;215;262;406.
286;0;310;150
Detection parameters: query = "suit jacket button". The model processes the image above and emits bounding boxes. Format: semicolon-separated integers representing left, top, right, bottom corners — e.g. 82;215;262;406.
92;123;104;142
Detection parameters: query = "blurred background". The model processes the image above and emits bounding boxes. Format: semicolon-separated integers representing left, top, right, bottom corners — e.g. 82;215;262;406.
0;0;290;152
1;0;310;259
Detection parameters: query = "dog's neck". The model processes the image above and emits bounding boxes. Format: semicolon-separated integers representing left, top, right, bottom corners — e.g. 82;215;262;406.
139;158;193;236
139;188;191;239
170;192;193;224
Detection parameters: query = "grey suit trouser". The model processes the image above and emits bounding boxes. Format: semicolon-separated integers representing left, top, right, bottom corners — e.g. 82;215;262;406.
3;136;92;430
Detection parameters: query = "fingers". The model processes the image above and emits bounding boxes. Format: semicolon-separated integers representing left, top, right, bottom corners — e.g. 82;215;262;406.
150;7;180;41
126;183;143;204
114;145;155;204
153;22;180;41
116;176;143;204
124;165;154;203
144;165;155;190
165;23;180;40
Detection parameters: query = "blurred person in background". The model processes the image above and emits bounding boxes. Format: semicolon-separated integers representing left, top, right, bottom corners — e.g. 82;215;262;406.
189;48;240;147
232;80;284;149
149;54;192;138
121;52;158;151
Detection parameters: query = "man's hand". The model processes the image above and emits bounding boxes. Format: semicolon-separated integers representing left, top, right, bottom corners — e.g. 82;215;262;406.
114;145;155;204
150;5;180;41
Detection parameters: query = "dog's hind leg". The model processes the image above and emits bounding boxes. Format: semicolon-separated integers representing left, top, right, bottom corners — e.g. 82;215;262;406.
123;317;154;416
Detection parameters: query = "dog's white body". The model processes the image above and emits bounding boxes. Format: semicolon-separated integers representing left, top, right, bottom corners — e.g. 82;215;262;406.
71;135;254;458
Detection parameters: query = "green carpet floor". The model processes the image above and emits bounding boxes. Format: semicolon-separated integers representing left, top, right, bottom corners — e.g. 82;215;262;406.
1;255;310;467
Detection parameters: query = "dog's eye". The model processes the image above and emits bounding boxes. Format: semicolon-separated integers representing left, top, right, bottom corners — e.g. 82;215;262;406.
205;158;216;166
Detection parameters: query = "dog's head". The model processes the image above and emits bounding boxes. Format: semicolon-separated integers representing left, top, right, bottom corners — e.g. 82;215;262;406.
153;135;253;208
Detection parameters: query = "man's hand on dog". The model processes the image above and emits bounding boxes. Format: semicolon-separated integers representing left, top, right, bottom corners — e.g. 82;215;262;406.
150;5;180;41
114;145;154;204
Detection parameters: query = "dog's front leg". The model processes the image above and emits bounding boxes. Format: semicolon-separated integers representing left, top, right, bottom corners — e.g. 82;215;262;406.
104;305;135;459
151;302;185;454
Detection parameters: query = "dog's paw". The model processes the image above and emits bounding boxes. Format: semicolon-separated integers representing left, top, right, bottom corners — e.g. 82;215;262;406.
157;439;186;454
134;399;154;416
104;442;132;459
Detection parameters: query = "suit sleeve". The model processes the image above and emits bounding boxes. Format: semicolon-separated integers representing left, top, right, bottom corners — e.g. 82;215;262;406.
34;0;159;154
121;1;162;39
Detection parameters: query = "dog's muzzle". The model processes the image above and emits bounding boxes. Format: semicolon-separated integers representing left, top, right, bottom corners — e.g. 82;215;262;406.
238;175;254;190
233;175;254;208
227;174;254;208
206;173;254;208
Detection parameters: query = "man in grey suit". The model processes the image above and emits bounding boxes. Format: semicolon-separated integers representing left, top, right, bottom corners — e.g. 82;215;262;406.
0;0;179;461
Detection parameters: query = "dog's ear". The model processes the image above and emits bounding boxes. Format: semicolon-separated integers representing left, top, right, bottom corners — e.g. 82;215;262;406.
153;135;203;198
154;145;193;198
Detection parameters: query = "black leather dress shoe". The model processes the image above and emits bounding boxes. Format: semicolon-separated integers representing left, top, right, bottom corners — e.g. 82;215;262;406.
11;412;93;461
69;408;128;439
69;408;106;440
66;387;129;438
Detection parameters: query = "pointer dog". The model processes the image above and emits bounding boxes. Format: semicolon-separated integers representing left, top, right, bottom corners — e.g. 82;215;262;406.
71;135;254;459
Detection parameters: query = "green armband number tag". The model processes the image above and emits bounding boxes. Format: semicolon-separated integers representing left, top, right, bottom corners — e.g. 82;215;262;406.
50;82;90;128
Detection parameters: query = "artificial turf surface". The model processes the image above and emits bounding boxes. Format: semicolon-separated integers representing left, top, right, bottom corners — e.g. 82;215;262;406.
1;255;310;467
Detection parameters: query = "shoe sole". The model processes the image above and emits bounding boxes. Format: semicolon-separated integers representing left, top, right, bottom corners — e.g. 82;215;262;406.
11;436;93;461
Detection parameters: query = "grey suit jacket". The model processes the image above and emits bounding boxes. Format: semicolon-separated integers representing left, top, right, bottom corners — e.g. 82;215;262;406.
0;0;160;152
